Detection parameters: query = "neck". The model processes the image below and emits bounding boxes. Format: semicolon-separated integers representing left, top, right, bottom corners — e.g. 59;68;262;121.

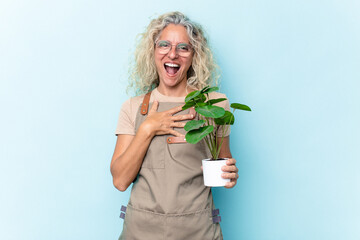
157;81;194;97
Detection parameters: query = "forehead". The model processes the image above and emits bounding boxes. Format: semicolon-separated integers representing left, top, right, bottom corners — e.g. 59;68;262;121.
158;24;190;43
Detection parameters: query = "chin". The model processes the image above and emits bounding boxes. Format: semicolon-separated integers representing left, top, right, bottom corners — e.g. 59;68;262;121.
162;78;182;88
160;72;186;88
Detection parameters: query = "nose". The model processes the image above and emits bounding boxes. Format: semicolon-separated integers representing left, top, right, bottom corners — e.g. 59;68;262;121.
167;46;178;59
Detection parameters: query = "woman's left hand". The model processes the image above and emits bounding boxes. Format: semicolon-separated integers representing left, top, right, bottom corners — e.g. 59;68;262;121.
221;158;239;188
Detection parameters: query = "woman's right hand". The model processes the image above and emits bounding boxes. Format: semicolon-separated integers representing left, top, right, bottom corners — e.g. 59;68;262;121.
139;100;195;138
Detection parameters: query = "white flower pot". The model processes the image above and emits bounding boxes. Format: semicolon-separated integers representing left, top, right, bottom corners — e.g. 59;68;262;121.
202;158;230;187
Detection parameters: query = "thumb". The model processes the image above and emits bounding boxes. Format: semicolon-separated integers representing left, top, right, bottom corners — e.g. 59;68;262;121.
149;100;159;113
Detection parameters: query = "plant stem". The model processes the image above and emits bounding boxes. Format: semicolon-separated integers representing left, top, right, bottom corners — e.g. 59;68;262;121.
215;122;218;159
206;117;217;159
203;135;212;159
216;124;226;159
200;115;214;159
215;109;235;158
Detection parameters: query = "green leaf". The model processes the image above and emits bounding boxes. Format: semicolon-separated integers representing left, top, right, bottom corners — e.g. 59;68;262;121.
194;93;206;103
195;105;225;118
200;86;210;93
184;120;205;131
185;90;200;102
185;125;214;144
196;102;207;107
201;86;219;94
206;98;227;105
182;101;196;110
230;103;252;111
214;111;235;125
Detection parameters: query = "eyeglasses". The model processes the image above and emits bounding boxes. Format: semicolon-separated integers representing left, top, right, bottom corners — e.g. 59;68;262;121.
155;40;193;57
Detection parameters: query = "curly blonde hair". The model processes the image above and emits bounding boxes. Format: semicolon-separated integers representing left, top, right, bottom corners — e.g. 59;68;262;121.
128;11;220;95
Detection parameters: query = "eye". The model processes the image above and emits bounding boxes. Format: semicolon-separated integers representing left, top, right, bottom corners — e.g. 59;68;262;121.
177;43;191;51
157;41;170;48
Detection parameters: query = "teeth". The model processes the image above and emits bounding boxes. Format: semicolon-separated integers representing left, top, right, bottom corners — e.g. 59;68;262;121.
165;63;180;67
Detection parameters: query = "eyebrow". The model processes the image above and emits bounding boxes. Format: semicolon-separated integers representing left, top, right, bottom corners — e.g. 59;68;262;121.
158;40;191;44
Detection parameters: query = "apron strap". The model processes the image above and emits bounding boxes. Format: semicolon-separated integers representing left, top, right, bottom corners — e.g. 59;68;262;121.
167;136;186;144
140;91;152;115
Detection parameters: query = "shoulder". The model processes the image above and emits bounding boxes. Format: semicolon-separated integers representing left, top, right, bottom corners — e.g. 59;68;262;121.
115;94;146;136
208;91;227;99
118;94;146;123
122;94;146;110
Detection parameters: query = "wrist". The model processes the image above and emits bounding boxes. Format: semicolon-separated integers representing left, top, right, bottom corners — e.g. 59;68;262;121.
138;122;155;139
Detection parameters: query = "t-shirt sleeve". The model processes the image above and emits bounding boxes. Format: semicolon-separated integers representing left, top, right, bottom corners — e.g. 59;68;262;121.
115;98;136;136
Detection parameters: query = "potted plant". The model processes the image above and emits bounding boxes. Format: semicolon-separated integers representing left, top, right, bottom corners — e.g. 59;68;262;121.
182;86;251;187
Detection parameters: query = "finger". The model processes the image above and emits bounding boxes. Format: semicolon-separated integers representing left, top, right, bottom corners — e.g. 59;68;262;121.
168;129;186;138
222;165;238;172
224;180;236;188
190;109;196;119
149;100;159;113
226;158;236;165
221;172;238;180
170;122;186;128
167;105;184;115
171;114;194;121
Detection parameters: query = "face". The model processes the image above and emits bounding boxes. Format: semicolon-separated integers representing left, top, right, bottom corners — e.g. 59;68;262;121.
154;24;193;89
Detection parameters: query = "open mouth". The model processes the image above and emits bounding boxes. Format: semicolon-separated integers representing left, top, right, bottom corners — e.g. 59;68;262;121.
164;63;180;75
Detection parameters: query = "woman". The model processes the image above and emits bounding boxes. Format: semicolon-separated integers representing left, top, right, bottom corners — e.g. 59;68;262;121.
111;12;239;240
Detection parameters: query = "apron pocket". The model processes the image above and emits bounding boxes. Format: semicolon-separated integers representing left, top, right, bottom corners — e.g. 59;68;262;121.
141;135;165;169
119;205;166;240
165;207;220;240
167;139;209;170
119;206;222;240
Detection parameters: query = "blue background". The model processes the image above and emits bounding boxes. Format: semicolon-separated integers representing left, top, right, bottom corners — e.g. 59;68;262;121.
1;0;359;239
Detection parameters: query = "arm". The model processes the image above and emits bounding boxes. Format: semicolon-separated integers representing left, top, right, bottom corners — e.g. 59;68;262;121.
218;136;232;159
218;136;239;189
110;101;194;192
110;131;152;192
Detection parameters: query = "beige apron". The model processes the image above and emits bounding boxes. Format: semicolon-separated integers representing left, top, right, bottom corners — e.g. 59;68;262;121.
119;92;223;240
